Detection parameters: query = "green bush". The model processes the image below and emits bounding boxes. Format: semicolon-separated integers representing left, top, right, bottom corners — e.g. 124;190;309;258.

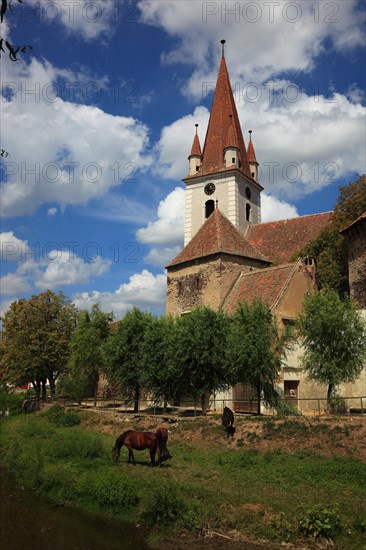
298;505;341;538
43;405;81;427
142;480;186;525
77;470;138;509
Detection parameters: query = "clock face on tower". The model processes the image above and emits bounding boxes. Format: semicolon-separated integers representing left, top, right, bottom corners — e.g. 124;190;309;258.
204;182;216;195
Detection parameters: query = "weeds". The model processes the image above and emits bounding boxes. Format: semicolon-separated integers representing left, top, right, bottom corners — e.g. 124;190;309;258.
298;504;341;538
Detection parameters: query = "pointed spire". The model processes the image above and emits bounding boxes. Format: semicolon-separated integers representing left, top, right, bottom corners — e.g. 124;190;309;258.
189;124;202;157
220;39;226;58
199;41;251;177
225;114;239;149
247;130;258;164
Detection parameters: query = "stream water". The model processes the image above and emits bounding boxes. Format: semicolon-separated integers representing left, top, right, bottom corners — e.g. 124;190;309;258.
0;469;151;550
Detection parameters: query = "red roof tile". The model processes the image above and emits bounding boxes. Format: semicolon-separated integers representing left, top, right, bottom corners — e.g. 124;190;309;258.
167;209;270;267
223;263;296;314
189;132;202;157
246;212;333;264
192;56;251;178
247;136;257;164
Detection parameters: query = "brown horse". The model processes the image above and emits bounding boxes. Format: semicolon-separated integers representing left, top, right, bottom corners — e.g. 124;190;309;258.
112;430;163;466
155;427;172;462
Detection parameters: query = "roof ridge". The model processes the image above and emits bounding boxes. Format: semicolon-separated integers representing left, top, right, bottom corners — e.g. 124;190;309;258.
270;262;298;310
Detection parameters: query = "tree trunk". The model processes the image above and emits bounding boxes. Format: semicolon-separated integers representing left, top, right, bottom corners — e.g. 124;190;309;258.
163;398;168;414
327;383;334;400
133;386;140;413
201;393;206;415
32;380;41;400
256;380;261;416
49;377;56;401
41;379;47;401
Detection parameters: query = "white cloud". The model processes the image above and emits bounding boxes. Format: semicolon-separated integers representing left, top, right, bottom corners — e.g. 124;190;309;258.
261;194;299;223
136;187;185;246
139;0;365;98
155;82;365;200
72;269;167;317
144;246;182;267
1;57;152;217
1;249;112;295
0;232;28;261
47;207;58;216
26;0;118;41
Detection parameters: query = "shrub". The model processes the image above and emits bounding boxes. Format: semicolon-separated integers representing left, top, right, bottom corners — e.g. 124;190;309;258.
142;480;186;525
43;405;81;427
77;470;138;509
298;505;341;538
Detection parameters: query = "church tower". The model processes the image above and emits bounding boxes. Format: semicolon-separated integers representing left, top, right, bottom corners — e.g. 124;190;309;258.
183;40;262;246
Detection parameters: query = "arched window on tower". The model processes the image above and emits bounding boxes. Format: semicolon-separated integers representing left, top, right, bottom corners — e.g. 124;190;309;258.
205;200;215;218
246;203;251;222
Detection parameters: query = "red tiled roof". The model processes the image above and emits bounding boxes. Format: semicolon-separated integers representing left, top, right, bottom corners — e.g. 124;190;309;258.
223;263;296;314
225;118;239;149
246;212;333;264
247;137;257;164
167;209;270;268
189;132;202;157
192;56;251;178
340;211;366;234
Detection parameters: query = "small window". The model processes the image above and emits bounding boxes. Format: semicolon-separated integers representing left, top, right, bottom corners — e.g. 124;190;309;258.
196;166;199;171
246;203;251;222
283;319;295;339
245;186;251;199
205;200;215;218
251;172;255;178
232;157;235;164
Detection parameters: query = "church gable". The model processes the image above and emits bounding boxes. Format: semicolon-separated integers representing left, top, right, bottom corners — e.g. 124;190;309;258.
167;208;270;268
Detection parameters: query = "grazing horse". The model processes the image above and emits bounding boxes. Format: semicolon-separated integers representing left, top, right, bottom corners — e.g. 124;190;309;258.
222;406;235;437
155;427;172;462
112;430;163;466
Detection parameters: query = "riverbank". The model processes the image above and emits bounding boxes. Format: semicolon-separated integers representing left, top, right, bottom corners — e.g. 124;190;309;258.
1;404;365;549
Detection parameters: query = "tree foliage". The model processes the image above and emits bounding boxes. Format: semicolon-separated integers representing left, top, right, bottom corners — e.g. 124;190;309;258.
299;175;366;294
0;290;78;399
103;307;153;412
140;315;184;410
227;299;287;413
0;0;32;61
297;288;366;400
174;308;231;412
60;304;113;403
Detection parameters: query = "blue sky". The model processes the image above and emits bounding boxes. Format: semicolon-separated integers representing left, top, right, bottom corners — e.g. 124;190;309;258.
1;0;365;318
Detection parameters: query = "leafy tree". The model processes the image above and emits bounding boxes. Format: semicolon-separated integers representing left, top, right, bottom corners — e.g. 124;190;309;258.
1;0;33;61
297;288;366;401
140;315;185;411
299;174;366;294
175;308;231;413
227;299;287;414
103;307;153;412
63;304;113;405
0;290;78;399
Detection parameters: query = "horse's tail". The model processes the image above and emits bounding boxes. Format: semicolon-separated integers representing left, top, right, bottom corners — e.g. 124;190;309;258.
112;430;132;462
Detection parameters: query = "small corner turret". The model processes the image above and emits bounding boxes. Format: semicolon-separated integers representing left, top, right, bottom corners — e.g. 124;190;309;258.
247;130;259;182
188;123;202;176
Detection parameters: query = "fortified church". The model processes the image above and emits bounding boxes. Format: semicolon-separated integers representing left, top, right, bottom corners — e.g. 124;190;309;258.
165;41;365;412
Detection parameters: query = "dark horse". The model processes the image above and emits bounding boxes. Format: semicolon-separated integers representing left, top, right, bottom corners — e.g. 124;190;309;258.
222;406;235;437
155;427;172;462
112;430;164;466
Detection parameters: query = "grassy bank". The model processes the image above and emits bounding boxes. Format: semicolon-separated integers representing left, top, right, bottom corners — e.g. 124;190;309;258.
0;404;365;549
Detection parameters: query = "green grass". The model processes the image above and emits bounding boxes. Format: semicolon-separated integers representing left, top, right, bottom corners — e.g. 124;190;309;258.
1;413;365;549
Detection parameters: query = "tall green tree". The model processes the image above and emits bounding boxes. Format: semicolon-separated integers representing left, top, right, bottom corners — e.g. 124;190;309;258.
103;307;153;412
140;315;185;411
63;304;113;404
0;290;78;399
175;308;231;413
297;288;366;401
228;299;286;414
299;174;366;294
